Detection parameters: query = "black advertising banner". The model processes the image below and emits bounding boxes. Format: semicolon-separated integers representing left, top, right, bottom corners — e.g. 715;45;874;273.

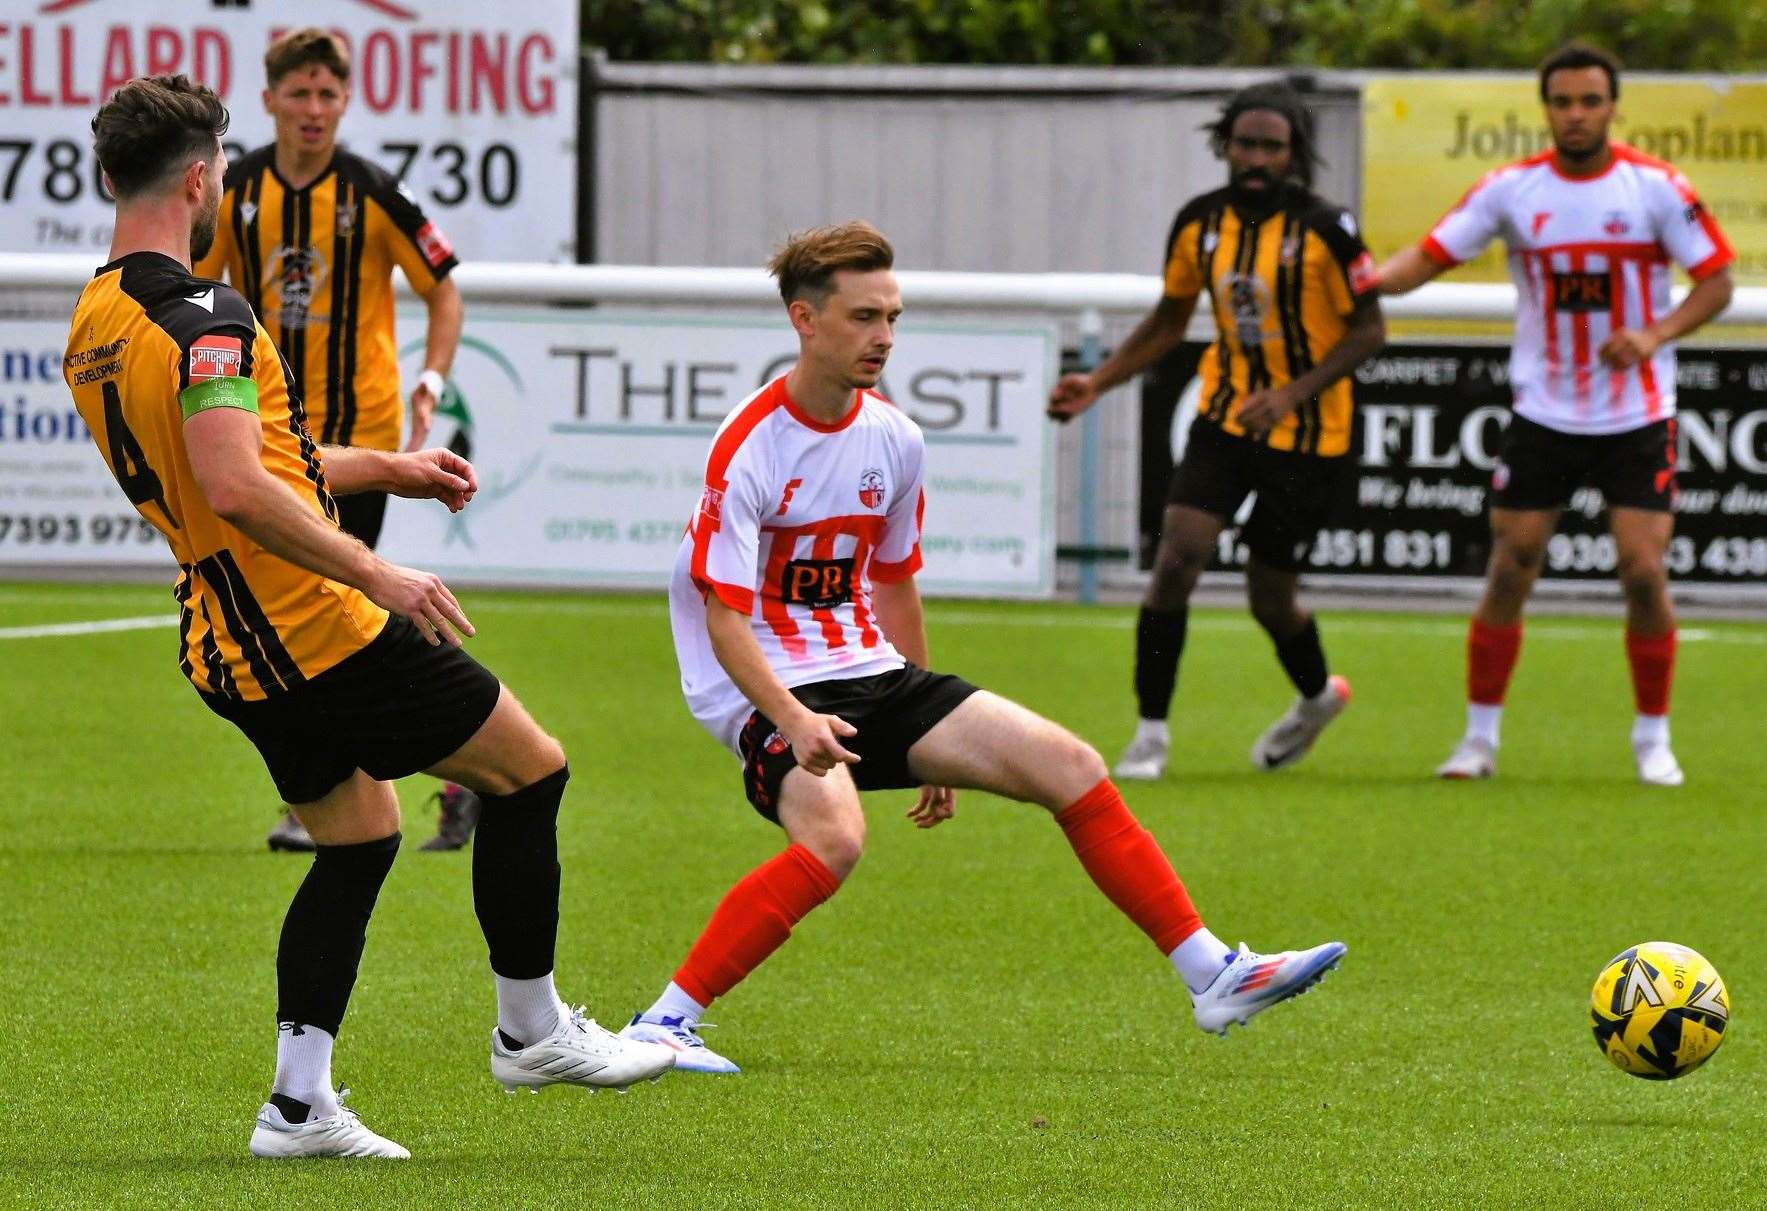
1138;342;1767;583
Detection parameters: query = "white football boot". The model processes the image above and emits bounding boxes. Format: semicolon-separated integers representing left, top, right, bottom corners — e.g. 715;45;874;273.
1251;675;1351;771
1435;736;1496;780
490;1005;675;1094
619;1014;741;1074
249;1089;409;1159
1113;731;1169;781
1192;941;1347;1037
1634;741;1684;787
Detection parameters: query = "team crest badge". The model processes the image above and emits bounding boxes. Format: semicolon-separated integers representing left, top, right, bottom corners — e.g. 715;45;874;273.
1279;232;1302;266
336;202;357;236
239;201;258;225
699;486;724;521
858;468;886;509
1603;210;1631;236
763;731;789;756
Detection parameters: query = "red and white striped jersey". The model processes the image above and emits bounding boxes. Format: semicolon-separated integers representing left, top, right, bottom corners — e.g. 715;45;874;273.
669;376;927;752
1423;143;1733;435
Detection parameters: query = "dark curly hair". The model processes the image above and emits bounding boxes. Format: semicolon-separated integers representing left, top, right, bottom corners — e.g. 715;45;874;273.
1204;81;1322;189
1538;43;1620;102
91;74;229;199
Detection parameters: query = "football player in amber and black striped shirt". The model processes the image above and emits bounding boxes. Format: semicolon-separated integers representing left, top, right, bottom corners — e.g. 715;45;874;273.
1049;83;1386;782
194;27;473;851
67;75;671;1159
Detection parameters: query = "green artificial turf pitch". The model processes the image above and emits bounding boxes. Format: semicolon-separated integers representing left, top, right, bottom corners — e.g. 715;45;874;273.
1;582;1762;1207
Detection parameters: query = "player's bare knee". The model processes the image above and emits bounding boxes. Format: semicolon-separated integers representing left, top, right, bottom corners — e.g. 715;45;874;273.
1617;557;1666;604
1145;558;1197;613
1247;585;1299;636
1049;732;1108;800
815;831;865;882
529;729;567;779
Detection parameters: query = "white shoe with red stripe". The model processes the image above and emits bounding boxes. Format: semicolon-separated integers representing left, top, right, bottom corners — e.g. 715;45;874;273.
1192;941;1346;1037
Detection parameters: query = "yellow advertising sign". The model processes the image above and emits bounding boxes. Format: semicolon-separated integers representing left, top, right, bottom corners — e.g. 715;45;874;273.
1363;77;1767;284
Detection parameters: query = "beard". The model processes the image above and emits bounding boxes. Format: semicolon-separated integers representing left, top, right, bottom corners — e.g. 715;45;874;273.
189;200;219;263
1228;170;1288;215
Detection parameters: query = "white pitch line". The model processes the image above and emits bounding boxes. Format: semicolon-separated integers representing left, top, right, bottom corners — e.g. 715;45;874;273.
2;602;1760;646
0;614;179;640
462;598;1764;646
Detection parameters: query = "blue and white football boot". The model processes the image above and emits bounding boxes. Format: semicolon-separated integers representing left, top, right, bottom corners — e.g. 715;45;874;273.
618;1014;741;1074
1192;941;1347;1036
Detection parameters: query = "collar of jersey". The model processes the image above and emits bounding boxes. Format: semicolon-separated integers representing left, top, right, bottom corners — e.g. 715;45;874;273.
1546;145;1622;184
269;151;339;194
780;383;864;433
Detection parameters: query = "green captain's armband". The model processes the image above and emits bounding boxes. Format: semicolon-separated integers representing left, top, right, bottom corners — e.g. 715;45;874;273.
179;376;259;420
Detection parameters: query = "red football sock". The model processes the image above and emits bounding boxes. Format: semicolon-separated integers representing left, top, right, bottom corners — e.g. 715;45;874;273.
1626;628;1676;716
672;843;841;1007
1055;779;1202;954
1467;619;1523;706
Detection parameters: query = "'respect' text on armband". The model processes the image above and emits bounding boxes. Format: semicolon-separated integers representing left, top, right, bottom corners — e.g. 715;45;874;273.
179;376;260;420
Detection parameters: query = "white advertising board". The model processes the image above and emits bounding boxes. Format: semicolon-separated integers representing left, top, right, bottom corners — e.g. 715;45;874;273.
0;0;577;261
0;319;173;569
382;310;1059;597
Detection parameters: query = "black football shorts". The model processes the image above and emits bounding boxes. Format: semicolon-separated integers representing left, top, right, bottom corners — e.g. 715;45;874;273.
199;615;502;805
1166;421;1348;571
735;664;979;824
1491;414;1677;512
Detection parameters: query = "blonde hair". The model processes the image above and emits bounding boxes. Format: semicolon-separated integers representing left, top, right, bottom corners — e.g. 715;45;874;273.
767;221;894;307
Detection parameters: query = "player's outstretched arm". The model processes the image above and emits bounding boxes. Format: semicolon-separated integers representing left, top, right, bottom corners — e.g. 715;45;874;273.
1599;268;1734;370
704;593;859;776
1374;245;1443;296
321;445;478;512
1048;293;1198;422
185;406;474;645
1235;295;1387;436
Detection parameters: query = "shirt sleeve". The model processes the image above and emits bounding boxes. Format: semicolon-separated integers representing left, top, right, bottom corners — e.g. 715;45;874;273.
368;177;460;293
689;442;768;614
1310;206;1381;317
1162;214;1205;299
173;288;262;418
1423;170;1507;267
871;425;926;583
1650;169;1735;281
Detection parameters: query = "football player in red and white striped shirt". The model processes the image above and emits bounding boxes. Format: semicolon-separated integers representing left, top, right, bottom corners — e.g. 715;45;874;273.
621;223;1346;1071
1378;44;1734;787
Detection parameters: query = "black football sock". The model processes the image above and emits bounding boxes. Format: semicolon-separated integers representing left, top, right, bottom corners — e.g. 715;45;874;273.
1134;606;1189;720
472;765;569;979
1271;615;1330;699
276;832;401;1038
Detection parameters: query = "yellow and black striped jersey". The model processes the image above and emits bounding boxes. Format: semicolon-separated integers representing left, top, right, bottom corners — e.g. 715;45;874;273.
195;145;458;453
1162;187;1379;457
64;251;389;701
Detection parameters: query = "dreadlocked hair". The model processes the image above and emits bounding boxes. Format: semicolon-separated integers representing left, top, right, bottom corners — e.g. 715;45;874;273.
1203;81;1323;189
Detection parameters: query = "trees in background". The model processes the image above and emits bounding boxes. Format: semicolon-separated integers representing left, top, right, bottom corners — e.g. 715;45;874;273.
584;0;1767;71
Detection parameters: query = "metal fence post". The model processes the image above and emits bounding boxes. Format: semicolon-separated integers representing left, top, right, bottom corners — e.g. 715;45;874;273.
1076;306;1105;606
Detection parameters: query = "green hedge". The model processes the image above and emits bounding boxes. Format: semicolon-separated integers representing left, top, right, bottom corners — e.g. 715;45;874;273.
583;0;1767;71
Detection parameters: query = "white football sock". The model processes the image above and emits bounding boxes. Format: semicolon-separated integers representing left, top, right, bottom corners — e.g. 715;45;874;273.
273;1022;339;1119
1134;717;1169;746
1169;927;1235;995
496;972;568;1047
643;981;707;1026
1466;703;1503;747
1632;713;1670;746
